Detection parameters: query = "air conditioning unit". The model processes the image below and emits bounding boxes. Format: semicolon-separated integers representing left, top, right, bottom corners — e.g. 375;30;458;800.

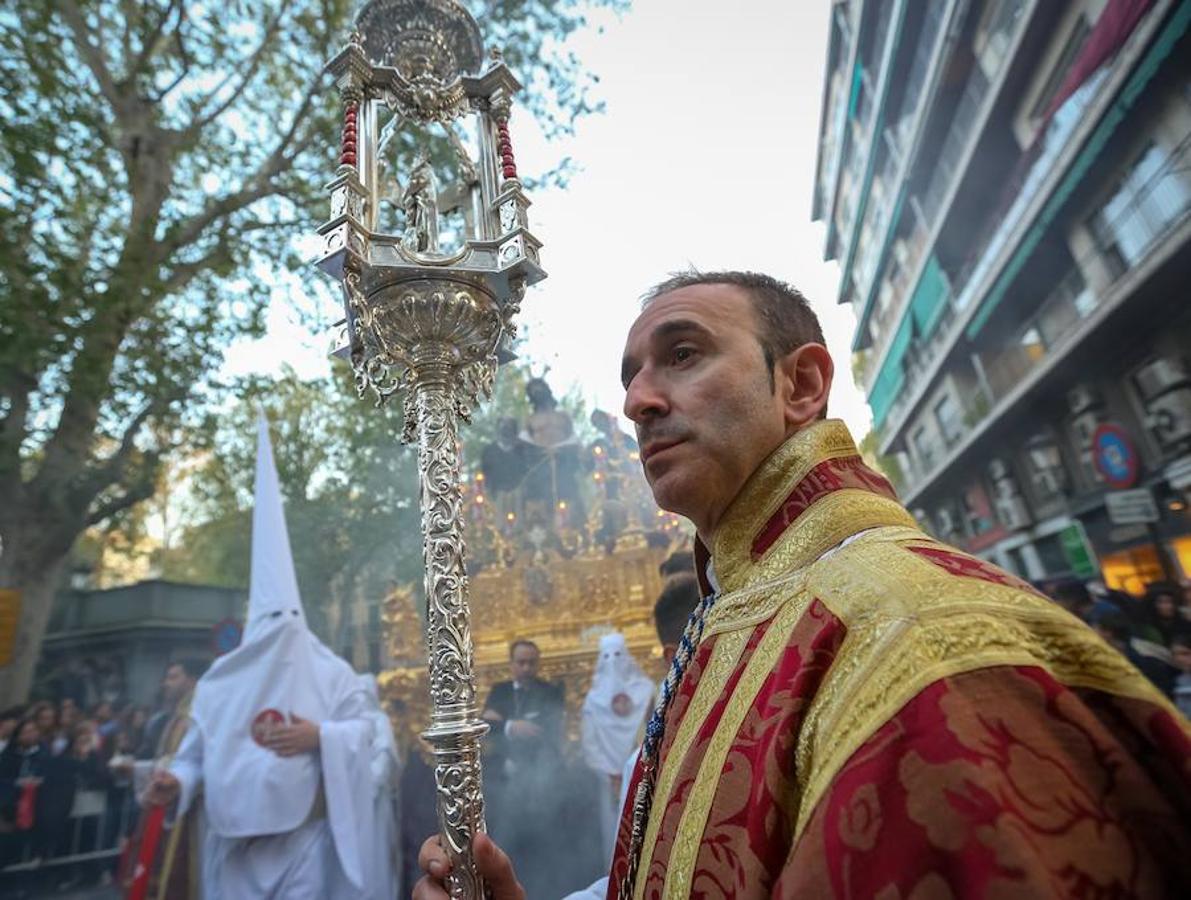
995;496;1032;530
1135;356;1190;400
1067;384;1101;415
1145;387;1191;448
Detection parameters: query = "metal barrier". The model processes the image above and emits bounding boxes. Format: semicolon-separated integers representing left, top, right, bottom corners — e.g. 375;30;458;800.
1;786;135;876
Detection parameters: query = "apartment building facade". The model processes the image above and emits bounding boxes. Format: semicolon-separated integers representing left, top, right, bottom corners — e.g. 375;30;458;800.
814;0;1191;592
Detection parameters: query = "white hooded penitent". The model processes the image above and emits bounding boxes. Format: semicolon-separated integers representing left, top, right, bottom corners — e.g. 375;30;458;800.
171;413;390;896
580;632;655;777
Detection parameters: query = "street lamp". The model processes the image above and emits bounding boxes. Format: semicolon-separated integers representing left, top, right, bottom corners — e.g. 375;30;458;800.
316;2;546;896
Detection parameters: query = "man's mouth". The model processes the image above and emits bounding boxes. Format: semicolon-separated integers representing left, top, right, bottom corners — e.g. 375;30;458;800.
641;439;684;465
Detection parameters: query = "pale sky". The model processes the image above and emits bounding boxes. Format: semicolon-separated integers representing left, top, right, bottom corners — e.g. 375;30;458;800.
223;0;871;438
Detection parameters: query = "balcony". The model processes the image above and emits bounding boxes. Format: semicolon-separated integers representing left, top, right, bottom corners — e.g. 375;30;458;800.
862;198;929;381
850;1;950;324
895;188;1191;503
876;34;1185;457
881;297;959;426
860;0;1028;376
979;268;1096;401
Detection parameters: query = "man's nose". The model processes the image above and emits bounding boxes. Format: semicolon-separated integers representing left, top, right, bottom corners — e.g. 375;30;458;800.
623;367;668;424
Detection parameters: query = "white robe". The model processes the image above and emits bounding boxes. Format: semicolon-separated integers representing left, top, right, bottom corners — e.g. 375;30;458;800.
171;687;378;900
581;634;654;863
349;676;400;900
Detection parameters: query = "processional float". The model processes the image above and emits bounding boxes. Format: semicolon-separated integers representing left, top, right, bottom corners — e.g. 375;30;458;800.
314;1;546;896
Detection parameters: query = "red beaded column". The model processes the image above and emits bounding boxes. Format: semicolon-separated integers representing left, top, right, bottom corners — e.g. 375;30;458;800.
340;100;359;169
496;118;517;181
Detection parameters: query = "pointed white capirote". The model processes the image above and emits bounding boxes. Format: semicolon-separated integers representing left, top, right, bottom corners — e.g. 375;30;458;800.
246;411;305;638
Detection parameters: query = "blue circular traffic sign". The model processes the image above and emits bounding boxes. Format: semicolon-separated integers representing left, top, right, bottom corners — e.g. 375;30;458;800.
1091;423;1139;489
211;618;243;656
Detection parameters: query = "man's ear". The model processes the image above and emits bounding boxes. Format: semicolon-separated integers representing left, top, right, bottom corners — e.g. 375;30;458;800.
776;343;833;432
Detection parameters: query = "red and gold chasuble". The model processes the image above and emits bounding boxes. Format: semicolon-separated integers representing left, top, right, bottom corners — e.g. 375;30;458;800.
608;420;1191;899
123;691;201;900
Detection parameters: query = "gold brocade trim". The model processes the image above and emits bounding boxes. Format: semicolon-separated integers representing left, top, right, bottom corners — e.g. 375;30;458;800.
661;593;810;898
704;491;915;637
154;693;196;900
791;530;1189;839
711;420;861;595
155;814;185;900
632;629;750;900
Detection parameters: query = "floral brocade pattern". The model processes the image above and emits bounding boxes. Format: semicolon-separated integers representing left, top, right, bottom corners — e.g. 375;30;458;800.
775;666;1191;899
605;422;1191;899
638;601;847;900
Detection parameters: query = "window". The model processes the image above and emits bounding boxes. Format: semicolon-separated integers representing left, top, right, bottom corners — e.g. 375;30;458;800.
934;394;963;447
1092;141;1191;273
912;425;937;471
876;280;894;317
976;0;1026;77
1036;267;1090;346
962;483;997;536
1028;16;1090;122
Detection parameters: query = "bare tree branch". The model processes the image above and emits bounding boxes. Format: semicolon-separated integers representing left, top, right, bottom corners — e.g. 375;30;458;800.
0;373;36;497
187;1;294;137
147;64;188;104
85;458;161;527
157;240;232;296
153;10;194;102
82;403;158;491
129;0;183;82
53;0;125;113
118;0;136;70
162;70;326;254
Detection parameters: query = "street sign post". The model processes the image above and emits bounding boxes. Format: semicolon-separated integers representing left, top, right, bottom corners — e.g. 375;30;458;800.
1091;423;1140;489
1059;522;1099;579
1105;488;1160;525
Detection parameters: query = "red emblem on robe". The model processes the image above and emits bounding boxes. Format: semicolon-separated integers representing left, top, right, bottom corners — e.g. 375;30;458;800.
251;708;285;746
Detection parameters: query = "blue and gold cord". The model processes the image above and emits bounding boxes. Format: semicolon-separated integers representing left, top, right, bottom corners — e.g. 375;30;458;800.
620;589;718;897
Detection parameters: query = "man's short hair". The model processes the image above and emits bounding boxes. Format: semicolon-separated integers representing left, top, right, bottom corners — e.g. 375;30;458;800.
659;550;694;579
509;639;539;658
643;270;826;406
1096;613;1131;643
1049;579;1091;611
654;573;701;647
169;657;209;681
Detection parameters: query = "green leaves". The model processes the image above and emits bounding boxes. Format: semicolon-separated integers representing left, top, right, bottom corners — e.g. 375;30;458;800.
0;0;618;660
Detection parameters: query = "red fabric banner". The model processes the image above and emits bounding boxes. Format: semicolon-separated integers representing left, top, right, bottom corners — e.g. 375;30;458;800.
15;781;37;830
124;804;166;900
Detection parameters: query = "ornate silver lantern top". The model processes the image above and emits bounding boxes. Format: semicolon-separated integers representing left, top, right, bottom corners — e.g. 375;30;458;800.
355;0;485;123
318;0;545;413
356;0;484;75
314;3;545;896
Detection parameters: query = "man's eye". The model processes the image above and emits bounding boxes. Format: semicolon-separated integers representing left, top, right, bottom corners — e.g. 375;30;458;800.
672;346;696;364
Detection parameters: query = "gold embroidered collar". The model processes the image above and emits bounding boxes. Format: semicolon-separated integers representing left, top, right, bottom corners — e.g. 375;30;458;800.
695;419;917;599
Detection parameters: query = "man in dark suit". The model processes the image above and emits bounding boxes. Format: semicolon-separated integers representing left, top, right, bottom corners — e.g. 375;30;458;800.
481;639;566;896
482;640;563;779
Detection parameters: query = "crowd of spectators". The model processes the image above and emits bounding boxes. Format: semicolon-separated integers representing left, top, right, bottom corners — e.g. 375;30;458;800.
0;678;163;889
1042;577;1191;718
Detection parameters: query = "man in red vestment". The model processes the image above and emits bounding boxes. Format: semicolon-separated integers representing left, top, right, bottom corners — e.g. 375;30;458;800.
415;271;1191;899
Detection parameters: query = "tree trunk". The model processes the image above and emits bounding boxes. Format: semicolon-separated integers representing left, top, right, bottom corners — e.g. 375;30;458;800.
0;546;67;708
